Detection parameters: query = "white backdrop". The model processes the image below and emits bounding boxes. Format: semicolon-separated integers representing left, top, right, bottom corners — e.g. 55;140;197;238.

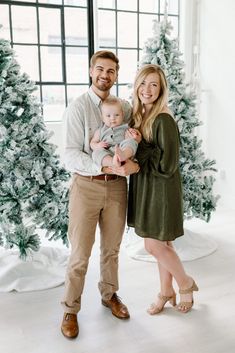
42;0;235;266
3;0;229;292
47;0;235;209
198;0;235;208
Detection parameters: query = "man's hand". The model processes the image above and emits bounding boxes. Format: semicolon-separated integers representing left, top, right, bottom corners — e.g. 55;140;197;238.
110;159;139;176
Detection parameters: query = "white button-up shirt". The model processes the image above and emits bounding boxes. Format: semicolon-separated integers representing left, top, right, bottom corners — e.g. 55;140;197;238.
64;87;132;176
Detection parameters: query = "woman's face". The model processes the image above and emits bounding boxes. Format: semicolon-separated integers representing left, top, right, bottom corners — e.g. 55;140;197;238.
137;72;161;108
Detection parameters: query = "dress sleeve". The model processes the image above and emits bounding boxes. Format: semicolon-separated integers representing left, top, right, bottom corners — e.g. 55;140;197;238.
156;114;180;178
135;139;161;173
136;114;180;178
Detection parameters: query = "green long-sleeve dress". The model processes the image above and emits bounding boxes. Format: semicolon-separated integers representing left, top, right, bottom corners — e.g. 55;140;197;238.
127;112;184;241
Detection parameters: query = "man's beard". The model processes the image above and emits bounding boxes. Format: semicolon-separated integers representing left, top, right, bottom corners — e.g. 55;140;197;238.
93;79;112;92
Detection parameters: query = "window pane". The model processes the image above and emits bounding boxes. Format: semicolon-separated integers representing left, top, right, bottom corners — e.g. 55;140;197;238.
139;14;157;49
65;8;88;45
64;0;87;5
67;85;89;104
15;0;36;3
66;47;89;83
169;16;179;38
97;47;116;55
98;0;115;8
39;8;61;45
14;45;39;81
118;85;132;101
118;12;137;48
98;10;116;47
160;0;179;15
41;46;62;82
118;49;137;84
39;0;62;4
139;0;159;13
42;85;65;122
0;5;10;41
12;6;37;43
34;85;41;102
110;84;117;96
117;0;137;11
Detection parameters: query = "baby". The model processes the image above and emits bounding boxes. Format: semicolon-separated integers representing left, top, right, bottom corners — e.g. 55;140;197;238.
90;96;138;167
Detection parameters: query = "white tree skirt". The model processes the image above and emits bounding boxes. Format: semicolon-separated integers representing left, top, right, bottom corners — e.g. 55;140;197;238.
0;226;218;292
0;246;69;292
124;227;218;262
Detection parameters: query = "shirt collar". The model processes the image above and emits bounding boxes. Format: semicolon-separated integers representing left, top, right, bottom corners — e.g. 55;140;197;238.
88;87;111;108
88;87;102;107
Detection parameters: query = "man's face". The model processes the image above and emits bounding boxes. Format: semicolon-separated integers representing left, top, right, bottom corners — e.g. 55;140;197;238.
90;58;118;92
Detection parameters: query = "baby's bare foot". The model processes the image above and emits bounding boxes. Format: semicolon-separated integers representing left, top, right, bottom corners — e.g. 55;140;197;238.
113;153;121;167
115;145;125;162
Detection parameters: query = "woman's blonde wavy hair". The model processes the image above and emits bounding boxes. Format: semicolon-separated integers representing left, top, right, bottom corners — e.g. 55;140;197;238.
132;64;168;141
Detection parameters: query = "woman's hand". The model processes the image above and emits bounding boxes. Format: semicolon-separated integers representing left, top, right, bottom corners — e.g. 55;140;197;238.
126;128;142;143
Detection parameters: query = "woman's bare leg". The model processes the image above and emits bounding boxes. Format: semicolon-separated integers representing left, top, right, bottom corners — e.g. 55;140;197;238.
144;238;196;311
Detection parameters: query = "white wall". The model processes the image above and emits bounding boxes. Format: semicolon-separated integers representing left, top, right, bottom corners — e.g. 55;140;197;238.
198;0;235;208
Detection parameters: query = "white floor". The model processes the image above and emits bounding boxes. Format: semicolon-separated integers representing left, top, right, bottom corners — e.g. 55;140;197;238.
0;206;235;353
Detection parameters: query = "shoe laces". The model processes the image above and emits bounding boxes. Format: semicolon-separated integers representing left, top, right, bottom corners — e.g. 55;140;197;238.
65;313;75;321
112;293;122;304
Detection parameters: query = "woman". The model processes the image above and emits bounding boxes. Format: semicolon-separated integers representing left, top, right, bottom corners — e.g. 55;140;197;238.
127;64;198;314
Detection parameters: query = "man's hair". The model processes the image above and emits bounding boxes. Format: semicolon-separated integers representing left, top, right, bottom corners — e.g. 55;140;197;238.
90;50;120;71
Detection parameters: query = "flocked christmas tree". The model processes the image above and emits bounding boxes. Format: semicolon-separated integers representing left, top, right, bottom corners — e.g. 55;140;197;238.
0;34;70;259
140;18;219;221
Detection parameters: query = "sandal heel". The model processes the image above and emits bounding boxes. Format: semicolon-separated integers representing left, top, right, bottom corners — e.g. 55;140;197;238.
147;292;177;315
177;279;199;313
169;294;177;307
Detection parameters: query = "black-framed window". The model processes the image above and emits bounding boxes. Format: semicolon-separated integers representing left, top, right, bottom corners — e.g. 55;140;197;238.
0;0;180;122
97;0;180;97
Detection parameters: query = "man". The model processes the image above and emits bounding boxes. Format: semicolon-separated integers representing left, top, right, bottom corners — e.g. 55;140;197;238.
61;50;140;339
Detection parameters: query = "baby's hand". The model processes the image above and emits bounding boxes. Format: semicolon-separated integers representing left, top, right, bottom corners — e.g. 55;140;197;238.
94;141;109;149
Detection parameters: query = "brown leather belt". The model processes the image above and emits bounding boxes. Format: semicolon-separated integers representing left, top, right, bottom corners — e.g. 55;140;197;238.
77;174;120;181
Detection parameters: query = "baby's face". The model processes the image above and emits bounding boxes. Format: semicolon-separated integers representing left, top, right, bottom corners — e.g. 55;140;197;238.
102;103;124;128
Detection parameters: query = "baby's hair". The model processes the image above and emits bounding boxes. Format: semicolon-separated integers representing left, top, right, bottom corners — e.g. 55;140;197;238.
101;96;123;112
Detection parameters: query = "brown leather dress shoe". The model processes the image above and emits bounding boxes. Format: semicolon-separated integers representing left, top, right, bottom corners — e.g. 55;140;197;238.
61;313;79;339
102;293;130;319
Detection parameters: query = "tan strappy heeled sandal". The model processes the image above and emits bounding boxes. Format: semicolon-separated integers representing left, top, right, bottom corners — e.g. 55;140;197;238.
177;280;199;313
147;292;177;315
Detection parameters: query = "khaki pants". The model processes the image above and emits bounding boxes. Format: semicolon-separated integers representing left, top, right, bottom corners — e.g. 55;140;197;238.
61;174;127;314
